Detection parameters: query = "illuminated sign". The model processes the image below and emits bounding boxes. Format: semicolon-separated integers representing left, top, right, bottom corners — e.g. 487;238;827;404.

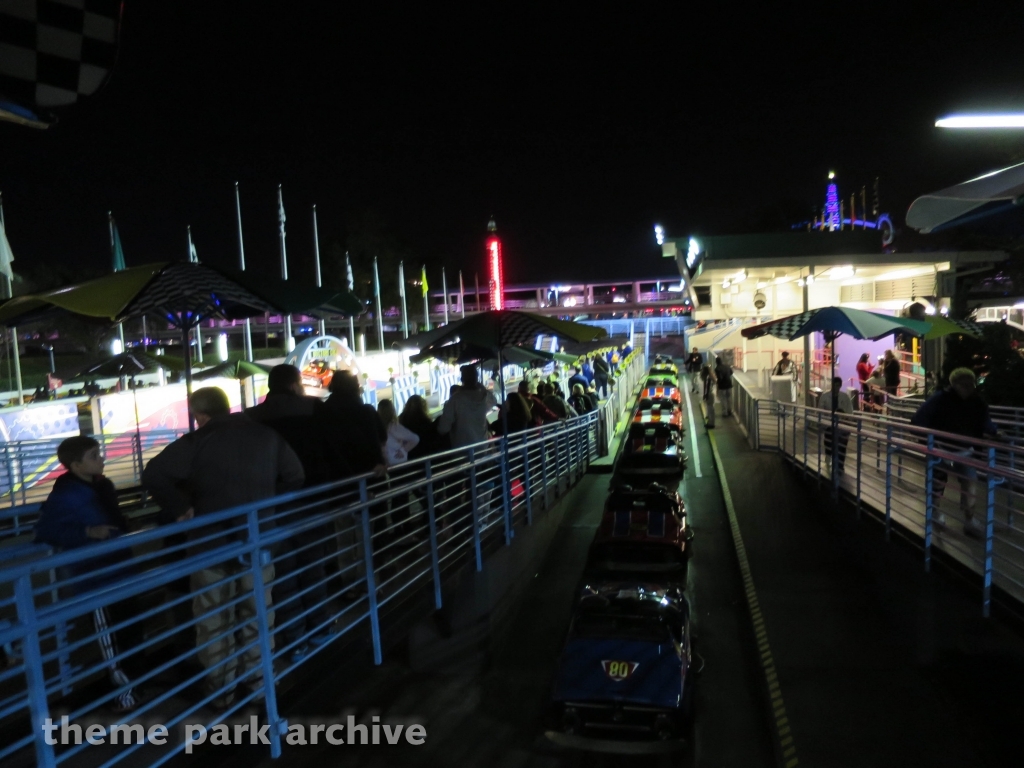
284;335;360;376
92;381;243;435
486;219;504;310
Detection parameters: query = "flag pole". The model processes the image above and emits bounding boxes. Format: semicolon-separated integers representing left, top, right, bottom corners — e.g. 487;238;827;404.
235;182;254;361
345;251;356;349
373;256;385;350
459;270;466;318
399;261;409;338
442;267;450;325
277;184;293;352
0;196;23;405
312;204;326;337
109;212;126;353
421;266;431;331
188;226;203;363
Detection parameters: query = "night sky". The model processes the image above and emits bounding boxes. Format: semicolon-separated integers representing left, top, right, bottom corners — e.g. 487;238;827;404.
3;2;1024;290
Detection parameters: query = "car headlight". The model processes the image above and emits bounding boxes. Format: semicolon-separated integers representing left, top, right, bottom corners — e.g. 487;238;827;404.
562;706;579;734
654;713;674;740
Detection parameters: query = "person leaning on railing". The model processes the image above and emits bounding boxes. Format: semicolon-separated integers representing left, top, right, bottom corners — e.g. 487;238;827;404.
909;367;999;538
142;387;305;710
34;435;141;713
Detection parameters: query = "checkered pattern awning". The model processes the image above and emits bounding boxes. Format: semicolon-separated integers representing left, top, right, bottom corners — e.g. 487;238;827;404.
0;0;121;118
741;307;934;342
741;310;820;341
121;262;277;327
416;310;606;359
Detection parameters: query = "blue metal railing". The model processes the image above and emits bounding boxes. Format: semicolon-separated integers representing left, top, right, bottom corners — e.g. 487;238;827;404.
0;353;647;767
729;375;1024;617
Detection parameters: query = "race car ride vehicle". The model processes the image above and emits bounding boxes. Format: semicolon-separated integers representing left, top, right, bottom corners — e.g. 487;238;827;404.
650;363;679;377
548;583;693;744
301;360;334;389
616;423;685;478
642;385;681;404
633;400;683;432
645;376;678;390
586;484;691;587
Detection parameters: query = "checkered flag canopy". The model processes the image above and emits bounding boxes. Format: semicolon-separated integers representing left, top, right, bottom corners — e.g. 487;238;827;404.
121;262;277;327
741;310;819;341
414;310;606;358
741;306;933;342
946;318;984;335
0;0;121;118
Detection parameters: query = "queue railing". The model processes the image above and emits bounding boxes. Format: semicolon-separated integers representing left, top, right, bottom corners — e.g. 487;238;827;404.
0;430;187;512
0;399;619;767
742;390;1024;616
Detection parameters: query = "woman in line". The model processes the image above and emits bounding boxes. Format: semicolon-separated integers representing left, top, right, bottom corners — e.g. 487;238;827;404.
856;353;874;398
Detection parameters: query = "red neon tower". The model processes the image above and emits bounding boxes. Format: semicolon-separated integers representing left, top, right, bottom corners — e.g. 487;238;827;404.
486;217;504;310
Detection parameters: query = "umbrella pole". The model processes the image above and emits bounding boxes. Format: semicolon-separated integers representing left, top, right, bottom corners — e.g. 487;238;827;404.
182;324;195;431
130;374;144;476
830;335;839;494
498;348;512;545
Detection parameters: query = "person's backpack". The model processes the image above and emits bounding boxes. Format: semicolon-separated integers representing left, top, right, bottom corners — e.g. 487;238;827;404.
611;352;620;364
717;367;732;387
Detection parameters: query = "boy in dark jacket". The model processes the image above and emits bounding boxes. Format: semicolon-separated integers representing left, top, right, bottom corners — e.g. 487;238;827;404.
34;436;139;712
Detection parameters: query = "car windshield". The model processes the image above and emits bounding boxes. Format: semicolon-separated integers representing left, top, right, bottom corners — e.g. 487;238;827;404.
590;541;685;565
571;613;672;643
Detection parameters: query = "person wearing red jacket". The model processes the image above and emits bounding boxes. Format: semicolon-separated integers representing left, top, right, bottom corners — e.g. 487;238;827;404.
856;353;874;397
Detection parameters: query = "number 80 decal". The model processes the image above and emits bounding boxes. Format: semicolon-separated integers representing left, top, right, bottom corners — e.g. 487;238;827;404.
601;660;639;681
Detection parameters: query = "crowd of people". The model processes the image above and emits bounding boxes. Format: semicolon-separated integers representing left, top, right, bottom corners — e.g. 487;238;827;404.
30;355;616;713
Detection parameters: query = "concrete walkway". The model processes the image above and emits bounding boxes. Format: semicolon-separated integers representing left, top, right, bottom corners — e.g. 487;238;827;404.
707;396;1024;767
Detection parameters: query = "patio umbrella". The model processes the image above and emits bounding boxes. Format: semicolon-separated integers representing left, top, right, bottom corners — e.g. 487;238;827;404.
0;261;363;427
741;306;933;392
192;359;274;380
66;351;187;380
742;307;932;486
922;316;983;340
410;341;576;367
410;310;604;540
192;359;274;409
66;351;188;450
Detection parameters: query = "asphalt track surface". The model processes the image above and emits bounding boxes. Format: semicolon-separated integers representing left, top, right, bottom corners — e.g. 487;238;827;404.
199;383;774;768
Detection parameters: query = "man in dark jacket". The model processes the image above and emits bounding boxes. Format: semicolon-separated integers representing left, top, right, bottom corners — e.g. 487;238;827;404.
323;371;387;476
910;368;997;537
248;365;350;659
143;387;304;709
685;347;703;394
714;357;734;417
322;371;387;594
567;366;589;395
35;436;139;712
592;354;611;399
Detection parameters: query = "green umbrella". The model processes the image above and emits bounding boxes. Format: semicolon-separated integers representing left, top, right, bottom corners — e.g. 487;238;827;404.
922;315;983;340
65;350;187;380
0;261;363;426
743;306;932;489
192;359;274;381
409;310;605;535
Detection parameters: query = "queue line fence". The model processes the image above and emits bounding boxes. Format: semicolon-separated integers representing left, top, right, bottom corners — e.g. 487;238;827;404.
730;376;1024;616
0;353;646;768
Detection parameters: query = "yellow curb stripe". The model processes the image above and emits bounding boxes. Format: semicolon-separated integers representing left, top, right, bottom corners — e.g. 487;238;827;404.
709;429;799;768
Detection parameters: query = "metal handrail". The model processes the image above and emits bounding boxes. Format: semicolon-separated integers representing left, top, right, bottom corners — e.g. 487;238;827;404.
0;351;646;767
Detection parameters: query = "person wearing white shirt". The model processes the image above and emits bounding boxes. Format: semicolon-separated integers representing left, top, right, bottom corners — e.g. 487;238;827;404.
378;399;420;466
